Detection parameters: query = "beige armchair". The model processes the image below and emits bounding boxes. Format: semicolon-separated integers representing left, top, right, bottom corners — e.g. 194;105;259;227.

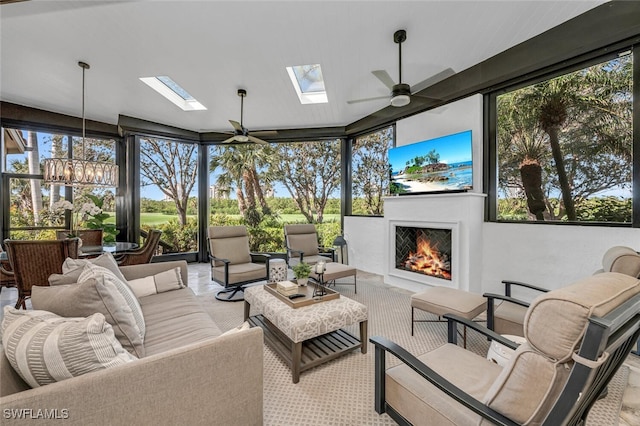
486;245;640;337
371;272;640;426
208;226;270;302
284;224;334;267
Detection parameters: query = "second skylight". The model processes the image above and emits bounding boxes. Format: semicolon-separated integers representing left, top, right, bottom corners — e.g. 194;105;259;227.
286;64;328;104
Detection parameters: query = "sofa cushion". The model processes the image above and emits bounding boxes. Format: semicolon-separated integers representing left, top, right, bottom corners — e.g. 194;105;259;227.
601;246;640;277
78;263;146;342
31;275;145;358
127;267;185;298
1;307;136;388
139;288;222;356
61;252;128;284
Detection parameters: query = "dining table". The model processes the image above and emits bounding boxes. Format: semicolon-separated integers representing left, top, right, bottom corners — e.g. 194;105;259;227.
79;242;138;257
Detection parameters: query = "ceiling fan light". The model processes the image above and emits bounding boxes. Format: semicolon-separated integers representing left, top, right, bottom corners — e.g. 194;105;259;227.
236;135;249;142
390;94;410;107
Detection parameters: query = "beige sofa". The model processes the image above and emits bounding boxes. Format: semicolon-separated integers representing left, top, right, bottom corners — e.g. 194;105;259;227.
0;261;263;425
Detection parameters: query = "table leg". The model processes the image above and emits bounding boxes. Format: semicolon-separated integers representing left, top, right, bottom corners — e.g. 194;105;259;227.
244;300;251;321
292;341;302;384
360;320;368;354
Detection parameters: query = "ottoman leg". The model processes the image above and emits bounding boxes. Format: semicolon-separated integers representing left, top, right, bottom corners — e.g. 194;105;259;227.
244;300;251;321
411;307;415;336
292;341;302;384
360;320;368;354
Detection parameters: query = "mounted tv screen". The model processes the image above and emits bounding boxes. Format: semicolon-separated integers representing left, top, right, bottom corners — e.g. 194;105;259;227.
389;130;473;195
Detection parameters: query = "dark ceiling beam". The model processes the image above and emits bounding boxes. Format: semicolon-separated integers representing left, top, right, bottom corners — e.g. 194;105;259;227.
117;115;199;142
0;101;119;137
345;0;640;135
199;126;347;143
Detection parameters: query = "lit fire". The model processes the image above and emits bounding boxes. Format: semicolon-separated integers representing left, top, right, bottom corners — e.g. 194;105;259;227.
402;236;451;280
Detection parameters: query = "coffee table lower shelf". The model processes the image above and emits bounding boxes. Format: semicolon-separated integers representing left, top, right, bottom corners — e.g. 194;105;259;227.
248;314;365;383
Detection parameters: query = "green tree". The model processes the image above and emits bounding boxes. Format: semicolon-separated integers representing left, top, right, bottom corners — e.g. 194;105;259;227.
139;138;197;226
352;127;392;215
268;140;341;223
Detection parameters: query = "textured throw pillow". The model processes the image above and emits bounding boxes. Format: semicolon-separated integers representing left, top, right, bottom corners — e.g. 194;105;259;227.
32;276;145;358
78;263;146;341
1;307;137;388
220;321;251;337
48;266;83;286
127;267;185;298
61;252;128;284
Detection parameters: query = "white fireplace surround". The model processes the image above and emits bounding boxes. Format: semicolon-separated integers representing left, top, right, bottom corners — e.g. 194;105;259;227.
383;193;486;294
389;220;459;289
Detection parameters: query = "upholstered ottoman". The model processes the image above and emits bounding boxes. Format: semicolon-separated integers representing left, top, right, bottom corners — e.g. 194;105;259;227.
411;287;487;347
310;262;357;293
244;285;368;383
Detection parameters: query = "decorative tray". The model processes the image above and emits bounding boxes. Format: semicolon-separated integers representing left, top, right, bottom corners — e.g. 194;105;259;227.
264;282;339;308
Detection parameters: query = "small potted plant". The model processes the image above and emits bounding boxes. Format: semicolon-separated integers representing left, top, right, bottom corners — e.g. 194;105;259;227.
292;261;311;286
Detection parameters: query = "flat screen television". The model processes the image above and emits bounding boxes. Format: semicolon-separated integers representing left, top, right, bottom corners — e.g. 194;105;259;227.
389;130;473;195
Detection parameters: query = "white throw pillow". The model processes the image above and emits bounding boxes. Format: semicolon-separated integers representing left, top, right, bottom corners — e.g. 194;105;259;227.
62;252;128;284
78;263;146;340
1;307;137;388
127;267;185;298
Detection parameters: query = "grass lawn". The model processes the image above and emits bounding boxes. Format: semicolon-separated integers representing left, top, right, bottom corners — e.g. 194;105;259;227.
137;212;340;226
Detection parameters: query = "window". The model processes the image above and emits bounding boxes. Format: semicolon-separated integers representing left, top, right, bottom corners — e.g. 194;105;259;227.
493;51;633;223
208;140;341;252
351;126;394;216
2;128;118;239
138;137;198;253
286;64;328;104
139;76;207;111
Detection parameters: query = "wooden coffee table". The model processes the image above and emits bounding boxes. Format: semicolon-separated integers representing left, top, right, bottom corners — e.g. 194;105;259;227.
244;284;368;383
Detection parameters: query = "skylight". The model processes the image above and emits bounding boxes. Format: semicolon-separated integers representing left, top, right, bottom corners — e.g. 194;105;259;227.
286;64;328;104
139;76;207;111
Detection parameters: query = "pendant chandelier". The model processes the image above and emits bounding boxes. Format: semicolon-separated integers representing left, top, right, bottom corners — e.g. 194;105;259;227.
42;61;118;187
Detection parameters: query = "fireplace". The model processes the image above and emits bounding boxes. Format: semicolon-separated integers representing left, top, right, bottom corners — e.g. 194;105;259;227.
395;226;452;280
389;221;458;288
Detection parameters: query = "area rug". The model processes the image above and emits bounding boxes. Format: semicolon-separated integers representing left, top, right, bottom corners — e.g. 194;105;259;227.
196;272;628;426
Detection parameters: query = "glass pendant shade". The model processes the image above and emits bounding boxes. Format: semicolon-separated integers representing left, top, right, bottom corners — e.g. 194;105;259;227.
43;61;118;187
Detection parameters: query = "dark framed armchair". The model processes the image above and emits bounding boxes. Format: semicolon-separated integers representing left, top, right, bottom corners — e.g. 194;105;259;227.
371;272;640;426
283;224;334;267
208;226;270;302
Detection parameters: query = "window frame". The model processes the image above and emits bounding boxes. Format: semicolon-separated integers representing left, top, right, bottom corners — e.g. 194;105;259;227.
485;44;639;228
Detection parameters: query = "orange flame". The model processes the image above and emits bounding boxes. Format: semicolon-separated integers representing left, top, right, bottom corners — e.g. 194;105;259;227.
403;236;451;280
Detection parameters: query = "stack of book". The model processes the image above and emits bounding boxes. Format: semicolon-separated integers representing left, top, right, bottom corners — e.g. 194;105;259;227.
276;280;299;297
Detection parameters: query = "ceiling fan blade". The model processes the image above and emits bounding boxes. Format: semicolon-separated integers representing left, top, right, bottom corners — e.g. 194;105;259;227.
251;130;278;137
410;67;455;95
347;95;390;105
222;136;237;144
247;135;269;145
229;120;243;132
371;70;396;90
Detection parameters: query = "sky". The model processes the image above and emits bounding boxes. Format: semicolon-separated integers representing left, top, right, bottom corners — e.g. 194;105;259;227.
388;130;473;173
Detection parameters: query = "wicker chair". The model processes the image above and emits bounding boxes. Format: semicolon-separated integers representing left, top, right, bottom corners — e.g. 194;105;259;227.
56;229;104;246
0;238;79;309
0;246;16;295
116;229;162;266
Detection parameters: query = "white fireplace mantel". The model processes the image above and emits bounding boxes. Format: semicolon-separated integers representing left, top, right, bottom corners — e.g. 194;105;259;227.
383;193;486;293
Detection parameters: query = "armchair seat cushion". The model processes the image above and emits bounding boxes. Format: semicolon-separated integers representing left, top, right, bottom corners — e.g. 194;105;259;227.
212;262;267;285
139;288;222;356
289;254;333;268
493;301;527;337
386;343;502;426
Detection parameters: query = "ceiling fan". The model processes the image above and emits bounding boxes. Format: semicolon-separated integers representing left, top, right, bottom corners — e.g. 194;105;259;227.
347;29;454;108
223;89;277;145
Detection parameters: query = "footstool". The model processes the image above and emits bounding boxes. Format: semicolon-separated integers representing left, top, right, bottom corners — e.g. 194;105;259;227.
310;262;357;293
411;287;487;347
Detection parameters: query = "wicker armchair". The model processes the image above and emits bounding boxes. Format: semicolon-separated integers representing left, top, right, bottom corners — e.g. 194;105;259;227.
116;229;162;266
0;238;79;309
0;246;16;295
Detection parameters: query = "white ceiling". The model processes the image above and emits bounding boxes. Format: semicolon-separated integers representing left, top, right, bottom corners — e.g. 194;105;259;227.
1;0;606;134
